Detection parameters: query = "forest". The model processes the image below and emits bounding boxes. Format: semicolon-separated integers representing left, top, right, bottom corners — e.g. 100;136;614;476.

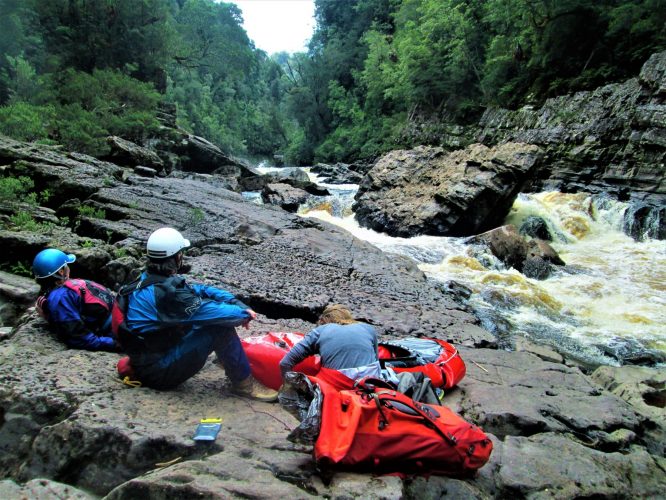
0;0;664;165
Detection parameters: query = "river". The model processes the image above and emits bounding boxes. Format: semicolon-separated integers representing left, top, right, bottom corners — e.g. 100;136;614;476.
249;166;666;368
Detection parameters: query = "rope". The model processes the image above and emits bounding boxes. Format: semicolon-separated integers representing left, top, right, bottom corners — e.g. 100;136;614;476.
117;375;142;388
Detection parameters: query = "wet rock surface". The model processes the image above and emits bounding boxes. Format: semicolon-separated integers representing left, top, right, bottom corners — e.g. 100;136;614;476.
310;162;366;184
351;52;665;241
353;143;543;237
0;136;664;498
465;224;565;278
2;319;664;499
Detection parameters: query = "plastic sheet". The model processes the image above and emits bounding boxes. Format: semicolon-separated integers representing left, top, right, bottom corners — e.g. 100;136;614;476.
278;371;323;445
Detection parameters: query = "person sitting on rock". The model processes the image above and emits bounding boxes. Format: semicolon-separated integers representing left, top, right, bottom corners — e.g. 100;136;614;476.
33;248;119;351
279;304;381;390
116;227;277;401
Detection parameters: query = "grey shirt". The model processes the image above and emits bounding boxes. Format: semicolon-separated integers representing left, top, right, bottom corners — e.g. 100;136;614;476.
280;322;379;376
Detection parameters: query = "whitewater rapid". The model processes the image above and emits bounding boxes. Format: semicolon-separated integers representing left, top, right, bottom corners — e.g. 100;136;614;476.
252;165;666;367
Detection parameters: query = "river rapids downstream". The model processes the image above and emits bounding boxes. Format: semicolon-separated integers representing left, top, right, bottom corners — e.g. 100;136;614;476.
248;166;666;369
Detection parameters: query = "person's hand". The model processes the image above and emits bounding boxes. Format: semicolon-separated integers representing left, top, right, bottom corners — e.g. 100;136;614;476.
242;309;257;329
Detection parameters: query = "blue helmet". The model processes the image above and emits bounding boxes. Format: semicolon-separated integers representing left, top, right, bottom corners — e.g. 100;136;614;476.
32;249;76;279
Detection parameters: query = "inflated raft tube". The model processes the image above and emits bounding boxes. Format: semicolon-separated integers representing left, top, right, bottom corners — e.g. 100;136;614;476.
242;332;465;391
241;332;320;390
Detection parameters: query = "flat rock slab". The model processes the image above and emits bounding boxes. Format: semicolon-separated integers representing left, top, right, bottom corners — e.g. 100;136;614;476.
0;478;94;499
3;319;664;499
495;433;665;498
457;348;647;444
83;175;484;343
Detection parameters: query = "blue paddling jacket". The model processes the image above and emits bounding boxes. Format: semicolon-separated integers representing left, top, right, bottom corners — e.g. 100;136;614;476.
119;272;251;354
41;285;118;351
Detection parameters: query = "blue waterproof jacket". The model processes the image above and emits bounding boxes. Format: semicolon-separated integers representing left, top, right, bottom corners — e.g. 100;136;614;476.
122;272;251;353
43;285;117;351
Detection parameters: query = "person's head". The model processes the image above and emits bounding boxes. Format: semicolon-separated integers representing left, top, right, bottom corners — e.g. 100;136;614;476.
32;248;75;285
145;227;190;275
318;304;357;325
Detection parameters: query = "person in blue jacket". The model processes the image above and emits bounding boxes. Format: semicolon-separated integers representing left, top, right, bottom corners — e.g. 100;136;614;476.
32;248;119;351
117;227;278;400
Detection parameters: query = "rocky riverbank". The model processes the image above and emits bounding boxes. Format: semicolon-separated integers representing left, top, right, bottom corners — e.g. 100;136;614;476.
354;50;666;241
0;135;664;498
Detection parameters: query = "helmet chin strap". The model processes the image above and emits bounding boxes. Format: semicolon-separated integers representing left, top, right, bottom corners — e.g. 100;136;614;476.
55;265;69;282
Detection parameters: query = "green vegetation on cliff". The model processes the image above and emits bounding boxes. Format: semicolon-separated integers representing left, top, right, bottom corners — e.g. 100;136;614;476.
297;0;665;163
0;0;663;163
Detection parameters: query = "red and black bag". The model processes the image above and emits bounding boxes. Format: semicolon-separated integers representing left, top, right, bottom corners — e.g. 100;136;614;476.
37;279;115;319
241;332;321;390
312;377;492;476
378;338;466;390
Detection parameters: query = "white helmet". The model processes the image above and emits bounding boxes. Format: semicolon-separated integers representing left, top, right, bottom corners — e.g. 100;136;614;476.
146;227;191;259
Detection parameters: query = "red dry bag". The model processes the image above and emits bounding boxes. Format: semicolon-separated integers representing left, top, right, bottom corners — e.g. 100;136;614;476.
313;377;492;476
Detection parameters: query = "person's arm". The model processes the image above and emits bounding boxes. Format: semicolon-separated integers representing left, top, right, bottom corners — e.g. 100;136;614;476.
155;280;252;328
372;327;379;358
190;283;249;308
64;327;119;351
280;329;321;376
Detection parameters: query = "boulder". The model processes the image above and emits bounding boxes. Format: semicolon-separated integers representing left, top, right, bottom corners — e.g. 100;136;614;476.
105;136;164;170
353;143;543;237
261;183;309;212
0;271;39;327
467;225;528;271
133;165;157;177
522;256;552;280
466;226;565;278
177;134;255;179
519;215;552;240
526;239;565;265
311;163;364;184
239;168;329;196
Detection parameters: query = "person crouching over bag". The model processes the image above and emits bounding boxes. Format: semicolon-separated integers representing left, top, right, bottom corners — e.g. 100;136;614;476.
33;248;120;352
279;304;381;390
114;227;277;401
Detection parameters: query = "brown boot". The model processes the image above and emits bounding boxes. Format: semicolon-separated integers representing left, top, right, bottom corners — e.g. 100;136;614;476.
232;376;278;402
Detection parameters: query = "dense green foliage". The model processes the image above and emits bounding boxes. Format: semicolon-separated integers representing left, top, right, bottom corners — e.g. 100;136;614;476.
292;0;666;163
0;0;663;164
0;0;290;156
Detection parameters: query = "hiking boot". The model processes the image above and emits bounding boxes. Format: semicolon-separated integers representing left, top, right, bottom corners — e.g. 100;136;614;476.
232;376;278;402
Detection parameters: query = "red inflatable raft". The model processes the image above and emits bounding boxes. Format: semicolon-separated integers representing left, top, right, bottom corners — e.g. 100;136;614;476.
241;332;466;391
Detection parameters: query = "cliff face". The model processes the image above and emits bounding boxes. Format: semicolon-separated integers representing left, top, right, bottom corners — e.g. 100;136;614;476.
355;51;665;240
477;51;665;238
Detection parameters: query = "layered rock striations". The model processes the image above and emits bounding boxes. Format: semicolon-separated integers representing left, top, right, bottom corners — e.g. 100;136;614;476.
353;51;665;240
477;50;666;239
